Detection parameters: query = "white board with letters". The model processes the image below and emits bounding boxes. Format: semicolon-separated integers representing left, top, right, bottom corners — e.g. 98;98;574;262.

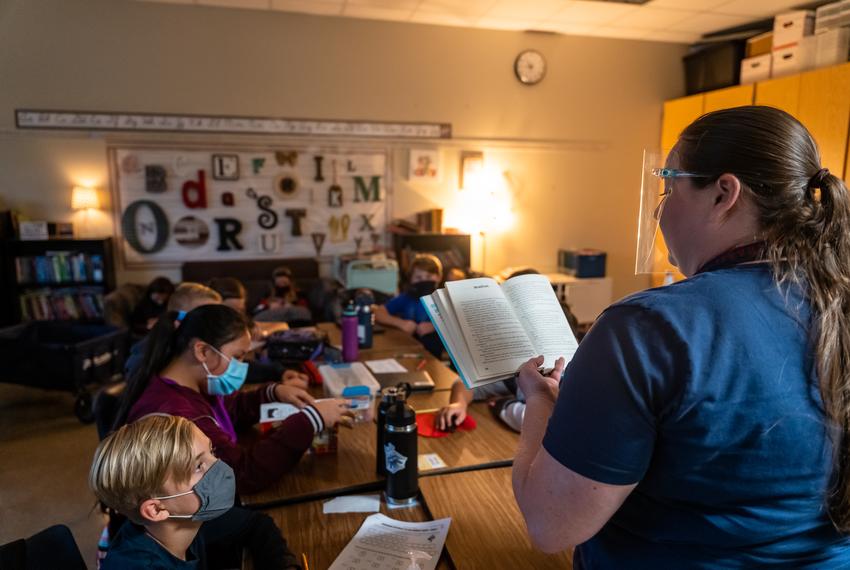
110;145;389;267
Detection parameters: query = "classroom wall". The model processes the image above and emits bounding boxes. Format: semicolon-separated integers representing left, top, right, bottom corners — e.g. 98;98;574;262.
0;0;687;300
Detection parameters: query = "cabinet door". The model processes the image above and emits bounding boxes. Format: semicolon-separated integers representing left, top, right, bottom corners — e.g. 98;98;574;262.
703;84;754;114
754;74;800;116
654;95;705;285
797;63;850;179
661;94;704;153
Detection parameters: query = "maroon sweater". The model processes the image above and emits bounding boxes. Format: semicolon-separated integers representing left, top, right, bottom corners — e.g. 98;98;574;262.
127;376;323;495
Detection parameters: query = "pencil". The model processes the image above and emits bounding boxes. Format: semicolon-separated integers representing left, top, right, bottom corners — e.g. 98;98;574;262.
302;552;309;570
416;358;428;370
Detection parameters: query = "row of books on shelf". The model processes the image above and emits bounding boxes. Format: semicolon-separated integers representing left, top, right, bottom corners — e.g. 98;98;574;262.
14;252;105;285
19;287;105;321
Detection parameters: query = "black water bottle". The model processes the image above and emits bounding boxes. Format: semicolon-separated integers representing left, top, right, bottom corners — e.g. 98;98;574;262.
375;386;398;476
383;390;418;507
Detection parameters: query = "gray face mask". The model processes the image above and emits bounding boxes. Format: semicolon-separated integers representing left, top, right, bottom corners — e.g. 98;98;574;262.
152;459;235;522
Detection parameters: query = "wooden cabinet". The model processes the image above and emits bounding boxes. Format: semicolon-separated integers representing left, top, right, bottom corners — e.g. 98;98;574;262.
797;63;850;180
660;94;704;153
754;74;800;115
703;84;754;114
658;61;850;278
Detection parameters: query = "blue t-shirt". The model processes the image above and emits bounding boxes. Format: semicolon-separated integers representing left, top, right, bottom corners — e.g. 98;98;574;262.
102;521;205;569
543;264;850;568
384;293;430;323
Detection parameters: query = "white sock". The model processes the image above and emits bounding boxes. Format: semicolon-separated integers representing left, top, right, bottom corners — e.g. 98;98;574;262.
499;400;525;433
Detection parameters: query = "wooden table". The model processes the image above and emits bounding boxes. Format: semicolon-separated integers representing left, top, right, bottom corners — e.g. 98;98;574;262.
240;400;517;509
246;498;451;570
248;468;571;570
420;467;573;569
359;348;458;392
317;322;424;352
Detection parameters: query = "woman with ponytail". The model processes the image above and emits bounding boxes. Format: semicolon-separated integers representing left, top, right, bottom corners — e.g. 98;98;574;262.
115;304;351;495
513;106;850;567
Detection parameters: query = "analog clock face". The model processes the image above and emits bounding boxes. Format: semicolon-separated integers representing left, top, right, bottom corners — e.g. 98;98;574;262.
514;50;546;85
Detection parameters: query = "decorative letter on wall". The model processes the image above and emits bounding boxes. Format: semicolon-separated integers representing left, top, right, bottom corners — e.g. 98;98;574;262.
353;176;381;202
145;165;167;193
284;208;306;237
121;200;170;253
182;170;208;208
214;218;244;251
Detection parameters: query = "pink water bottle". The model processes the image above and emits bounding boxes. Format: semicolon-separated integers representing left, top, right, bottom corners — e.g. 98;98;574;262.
341;302;359;362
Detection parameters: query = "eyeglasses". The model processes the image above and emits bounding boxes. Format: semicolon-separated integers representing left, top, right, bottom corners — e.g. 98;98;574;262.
650;168;712;196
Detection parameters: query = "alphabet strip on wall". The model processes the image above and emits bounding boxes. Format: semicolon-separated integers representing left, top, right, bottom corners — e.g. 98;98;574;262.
20;109;451;139
111;146;388;267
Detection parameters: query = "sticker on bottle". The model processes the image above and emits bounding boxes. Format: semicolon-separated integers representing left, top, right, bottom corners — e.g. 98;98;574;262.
384;442;408;474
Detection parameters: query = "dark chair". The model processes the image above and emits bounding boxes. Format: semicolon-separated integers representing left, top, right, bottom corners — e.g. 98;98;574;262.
93;382;125;440
0;525;87;570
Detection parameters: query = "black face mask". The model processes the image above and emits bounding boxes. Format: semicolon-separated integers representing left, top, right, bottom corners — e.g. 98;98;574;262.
275;286;291;298
407;280;437;298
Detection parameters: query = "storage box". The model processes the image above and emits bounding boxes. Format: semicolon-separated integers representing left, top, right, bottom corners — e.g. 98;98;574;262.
684;41;746;94
334;256;399;295
816;27;850;68
816;0;842;33
746;32;773;57
772;38;816;77
740;54;772;84
558;249;607;278
773;10;815;49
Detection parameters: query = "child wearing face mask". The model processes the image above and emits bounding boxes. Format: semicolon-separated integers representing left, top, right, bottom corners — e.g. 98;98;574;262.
374;254;444;356
113;304;353;495
90;414;300;569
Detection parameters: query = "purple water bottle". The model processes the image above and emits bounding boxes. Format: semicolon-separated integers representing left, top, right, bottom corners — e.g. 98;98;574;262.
341;302;359;362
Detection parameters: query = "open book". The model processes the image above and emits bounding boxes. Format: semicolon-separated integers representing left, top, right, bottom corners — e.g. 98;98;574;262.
421;274;579;389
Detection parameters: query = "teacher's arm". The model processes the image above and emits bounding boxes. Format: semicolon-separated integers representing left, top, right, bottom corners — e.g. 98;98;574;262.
512;356;636;553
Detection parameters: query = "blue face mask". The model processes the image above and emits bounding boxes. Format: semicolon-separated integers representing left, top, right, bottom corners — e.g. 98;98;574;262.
201;345;248;396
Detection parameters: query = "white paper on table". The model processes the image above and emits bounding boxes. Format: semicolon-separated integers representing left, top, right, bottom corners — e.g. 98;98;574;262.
329;513;451;570
365;358;408;373
323;494;381;514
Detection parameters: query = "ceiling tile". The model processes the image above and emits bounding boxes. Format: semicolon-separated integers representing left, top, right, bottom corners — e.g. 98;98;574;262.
484;0;571;20
644;29;701;42
608;5;696;30
342;5;415;21
714;0;802;17
550;1;640;25
270;0;343;15
475;16;549;31
673;12;752;33
346;0;419;9
648;0;729;9
414;0;500;24
197;0;271;9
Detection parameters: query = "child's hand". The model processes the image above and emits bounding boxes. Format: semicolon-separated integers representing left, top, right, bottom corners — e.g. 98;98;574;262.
415;321;435;336
516;355;565;404
281;369;309;389
314;398;355;428
274;384;315;408
399;320;418;335
436;402;467;431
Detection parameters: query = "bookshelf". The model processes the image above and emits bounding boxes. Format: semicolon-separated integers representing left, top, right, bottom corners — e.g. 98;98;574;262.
3;238;116;324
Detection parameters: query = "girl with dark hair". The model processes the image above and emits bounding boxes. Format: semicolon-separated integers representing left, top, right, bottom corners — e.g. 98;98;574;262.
115;304;351;494
513;106;850;567
129;276;175;336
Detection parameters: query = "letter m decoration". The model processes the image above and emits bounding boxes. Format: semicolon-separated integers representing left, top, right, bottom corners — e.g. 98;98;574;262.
353;176;381;203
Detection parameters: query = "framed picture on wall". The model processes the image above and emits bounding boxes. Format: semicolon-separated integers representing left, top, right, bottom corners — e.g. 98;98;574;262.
408;148;440;182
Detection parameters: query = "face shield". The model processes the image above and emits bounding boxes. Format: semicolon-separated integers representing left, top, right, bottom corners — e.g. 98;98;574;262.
634;150;709;275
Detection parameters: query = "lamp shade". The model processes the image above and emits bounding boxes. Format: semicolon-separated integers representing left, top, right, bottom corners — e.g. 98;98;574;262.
71;186;99;210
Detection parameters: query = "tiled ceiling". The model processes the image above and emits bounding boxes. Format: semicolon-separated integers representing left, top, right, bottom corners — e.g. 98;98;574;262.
136;0;816;43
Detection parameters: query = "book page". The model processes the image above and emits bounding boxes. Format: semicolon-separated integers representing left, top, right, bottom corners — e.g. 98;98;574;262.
501;274;578;370
422;290;479;388
445;278;535;378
